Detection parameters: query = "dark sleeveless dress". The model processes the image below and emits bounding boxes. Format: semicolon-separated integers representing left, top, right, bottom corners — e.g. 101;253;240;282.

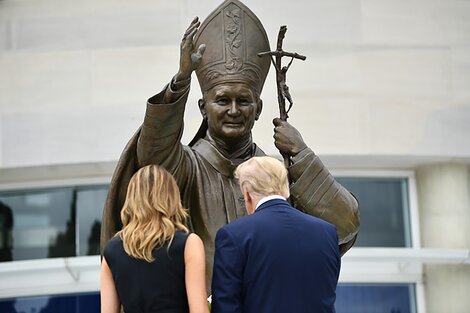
103;230;190;313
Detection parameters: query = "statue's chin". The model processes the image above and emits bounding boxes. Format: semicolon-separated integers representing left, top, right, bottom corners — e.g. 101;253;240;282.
220;129;251;142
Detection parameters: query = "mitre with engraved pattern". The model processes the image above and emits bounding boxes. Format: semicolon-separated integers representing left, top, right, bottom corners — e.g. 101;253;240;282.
194;0;271;94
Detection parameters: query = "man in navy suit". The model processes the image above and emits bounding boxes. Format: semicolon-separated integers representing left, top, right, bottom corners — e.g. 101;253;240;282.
211;156;341;313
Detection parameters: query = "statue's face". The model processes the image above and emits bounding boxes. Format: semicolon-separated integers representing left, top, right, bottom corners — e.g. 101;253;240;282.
200;83;262;143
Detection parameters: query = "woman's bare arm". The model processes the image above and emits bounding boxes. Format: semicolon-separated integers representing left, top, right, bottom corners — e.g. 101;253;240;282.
185;233;210;313
100;257;120;313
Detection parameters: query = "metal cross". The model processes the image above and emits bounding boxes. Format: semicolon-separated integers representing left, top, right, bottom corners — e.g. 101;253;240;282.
258;25;306;172
258;25;306;122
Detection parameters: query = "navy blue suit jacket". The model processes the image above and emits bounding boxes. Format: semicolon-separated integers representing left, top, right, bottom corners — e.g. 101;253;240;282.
211;199;340;313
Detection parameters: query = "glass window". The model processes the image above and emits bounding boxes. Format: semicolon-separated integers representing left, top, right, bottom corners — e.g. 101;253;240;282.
0;292;100;313
0;188;75;261
76;186;107;256
336;177;411;247
0;201;14;261
0;185;107;262
335;283;416;313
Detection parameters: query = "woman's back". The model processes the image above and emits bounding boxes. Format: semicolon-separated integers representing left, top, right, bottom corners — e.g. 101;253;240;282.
103;230;189;313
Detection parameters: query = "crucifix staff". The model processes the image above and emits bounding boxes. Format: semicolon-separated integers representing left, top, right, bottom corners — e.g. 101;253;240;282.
258;25;306;170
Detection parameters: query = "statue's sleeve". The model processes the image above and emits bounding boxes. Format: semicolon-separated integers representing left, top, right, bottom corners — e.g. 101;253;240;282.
136;81;195;186
288;148;360;256
100;81;195;253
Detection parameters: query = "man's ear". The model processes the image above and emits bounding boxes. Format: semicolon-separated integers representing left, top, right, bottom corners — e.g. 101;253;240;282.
244;190;254;214
255;99;263;121
198;99;207;119
244;190;251;204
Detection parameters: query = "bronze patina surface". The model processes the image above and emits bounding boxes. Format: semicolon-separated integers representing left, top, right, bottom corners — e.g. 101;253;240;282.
101;0;360;288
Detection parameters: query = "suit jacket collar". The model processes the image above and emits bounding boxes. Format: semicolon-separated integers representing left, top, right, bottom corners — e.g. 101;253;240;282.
255;198;291;213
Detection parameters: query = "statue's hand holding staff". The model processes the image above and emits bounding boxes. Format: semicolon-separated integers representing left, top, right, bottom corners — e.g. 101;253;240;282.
273;118;308;157
176;17;206;82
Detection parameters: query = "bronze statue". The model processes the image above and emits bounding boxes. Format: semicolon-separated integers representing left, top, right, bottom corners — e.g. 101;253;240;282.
101;0;360;287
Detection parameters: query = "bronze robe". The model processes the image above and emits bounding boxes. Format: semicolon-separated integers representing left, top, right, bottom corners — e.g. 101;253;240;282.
101;83;360;286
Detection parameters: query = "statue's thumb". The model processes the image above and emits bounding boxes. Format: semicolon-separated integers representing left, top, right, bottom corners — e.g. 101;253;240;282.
198;44;206;55
191;45;205;64
273;117;283;126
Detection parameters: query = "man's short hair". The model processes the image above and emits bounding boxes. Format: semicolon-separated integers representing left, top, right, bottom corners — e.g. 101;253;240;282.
235;156;290;198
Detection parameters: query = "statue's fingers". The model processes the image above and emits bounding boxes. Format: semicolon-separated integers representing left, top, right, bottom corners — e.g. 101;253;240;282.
186;26;199;42
183;17;200;40
185;23;200;37
186;17;199;31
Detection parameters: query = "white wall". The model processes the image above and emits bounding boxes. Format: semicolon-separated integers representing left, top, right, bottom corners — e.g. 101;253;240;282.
1;0;470;170
416;163;470;313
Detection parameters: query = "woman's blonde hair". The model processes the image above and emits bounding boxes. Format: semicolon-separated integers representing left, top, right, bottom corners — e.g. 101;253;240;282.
235;156;290;198
116;165;188;262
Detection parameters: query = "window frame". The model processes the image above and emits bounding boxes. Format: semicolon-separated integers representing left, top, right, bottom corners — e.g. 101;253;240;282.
332;169;423;313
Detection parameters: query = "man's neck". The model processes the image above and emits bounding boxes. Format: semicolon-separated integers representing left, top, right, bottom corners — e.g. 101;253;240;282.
206;133;253;162
255;195;286;211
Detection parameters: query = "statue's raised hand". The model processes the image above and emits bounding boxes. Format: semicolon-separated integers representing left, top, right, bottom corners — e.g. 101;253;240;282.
273;118;308;157
176;17;206;81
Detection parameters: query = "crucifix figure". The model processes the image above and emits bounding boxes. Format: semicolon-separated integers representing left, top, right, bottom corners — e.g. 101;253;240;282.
280;57;295;114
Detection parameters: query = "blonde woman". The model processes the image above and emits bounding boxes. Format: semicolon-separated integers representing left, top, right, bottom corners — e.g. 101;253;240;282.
100;165;209;313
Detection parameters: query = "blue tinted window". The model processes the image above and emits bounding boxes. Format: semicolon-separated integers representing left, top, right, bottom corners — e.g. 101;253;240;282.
0;293;100;313
336;177;411;247
335;283;416;313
